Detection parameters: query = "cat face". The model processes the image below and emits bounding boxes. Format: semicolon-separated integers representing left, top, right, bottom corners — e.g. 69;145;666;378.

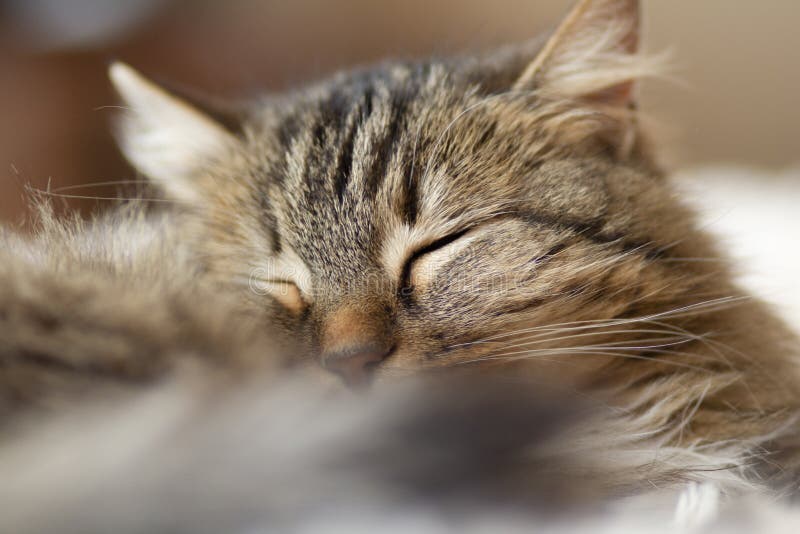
241;74;677;386
111;0;708;386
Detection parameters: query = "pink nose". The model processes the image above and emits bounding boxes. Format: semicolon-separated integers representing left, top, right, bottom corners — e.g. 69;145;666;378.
323;344;392;387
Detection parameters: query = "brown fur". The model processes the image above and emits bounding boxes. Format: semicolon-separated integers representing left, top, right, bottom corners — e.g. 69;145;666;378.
2;0;799;494
0;202;308;422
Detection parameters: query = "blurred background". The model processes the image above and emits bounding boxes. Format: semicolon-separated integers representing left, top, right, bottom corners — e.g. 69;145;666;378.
0;0;798;322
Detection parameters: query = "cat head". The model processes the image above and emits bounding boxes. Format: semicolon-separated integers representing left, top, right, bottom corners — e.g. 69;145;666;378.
110;0;714;387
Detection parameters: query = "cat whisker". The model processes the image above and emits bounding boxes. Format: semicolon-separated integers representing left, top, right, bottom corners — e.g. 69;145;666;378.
460;296;748;345
51;180;152;192
449;327;693;350
490;338;715;361
93;104;133;112
648;316;792;406
463;347;712;372
644;320;735;367
25;186;186;204
490;331;696;353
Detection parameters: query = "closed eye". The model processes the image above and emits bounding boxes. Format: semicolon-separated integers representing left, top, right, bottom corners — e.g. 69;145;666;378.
253;278;306;314
399;228;472;295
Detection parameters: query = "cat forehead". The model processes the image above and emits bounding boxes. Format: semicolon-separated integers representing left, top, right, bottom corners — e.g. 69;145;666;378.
252;65;535;210
245;63;615;277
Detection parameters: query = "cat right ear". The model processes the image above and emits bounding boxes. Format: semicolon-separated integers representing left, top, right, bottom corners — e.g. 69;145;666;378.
513;0;646;105
109;62;239;203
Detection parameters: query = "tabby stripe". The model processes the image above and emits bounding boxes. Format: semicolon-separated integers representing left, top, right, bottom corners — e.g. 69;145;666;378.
367;92;405;198
332;97;366;203
258;194;282;254
403;173;419;224
519;213;664;260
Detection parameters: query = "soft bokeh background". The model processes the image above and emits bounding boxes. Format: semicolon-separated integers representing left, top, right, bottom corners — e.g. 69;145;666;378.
1;0;798;321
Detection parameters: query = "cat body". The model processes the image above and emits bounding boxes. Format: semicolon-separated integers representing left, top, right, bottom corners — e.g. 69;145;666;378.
1;0;800;529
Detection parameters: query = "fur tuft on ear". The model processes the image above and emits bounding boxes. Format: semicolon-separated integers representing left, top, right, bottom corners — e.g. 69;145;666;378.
109;62;238;202
514;0;661;108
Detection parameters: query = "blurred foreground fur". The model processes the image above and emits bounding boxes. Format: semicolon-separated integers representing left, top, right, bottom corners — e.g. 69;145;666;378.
0;201;297;419
0;371;586;533
2;363;800;533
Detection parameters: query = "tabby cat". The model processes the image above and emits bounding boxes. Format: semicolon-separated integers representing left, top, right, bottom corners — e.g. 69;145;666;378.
1;0;799;526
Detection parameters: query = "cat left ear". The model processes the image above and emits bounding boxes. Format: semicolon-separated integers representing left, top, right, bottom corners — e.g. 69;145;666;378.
109;62;239;203
514;0;643;109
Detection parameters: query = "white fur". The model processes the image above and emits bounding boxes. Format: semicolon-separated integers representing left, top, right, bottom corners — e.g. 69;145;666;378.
674;482;720;528
109;62;237;202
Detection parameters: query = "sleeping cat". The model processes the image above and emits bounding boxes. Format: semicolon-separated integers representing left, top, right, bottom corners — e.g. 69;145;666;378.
1;0;799;528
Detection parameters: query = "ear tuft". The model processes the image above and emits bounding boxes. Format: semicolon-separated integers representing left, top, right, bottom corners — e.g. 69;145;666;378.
109;62;238;202
514;0;659;108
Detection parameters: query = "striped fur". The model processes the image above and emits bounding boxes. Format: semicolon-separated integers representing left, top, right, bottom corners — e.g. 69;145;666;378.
1;1;799;527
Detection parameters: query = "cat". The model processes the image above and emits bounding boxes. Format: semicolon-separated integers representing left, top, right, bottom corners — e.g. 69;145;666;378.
1;0;800;529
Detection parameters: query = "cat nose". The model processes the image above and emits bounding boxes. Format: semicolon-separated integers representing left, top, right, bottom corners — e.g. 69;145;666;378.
318;303;395;386
322;344;392;387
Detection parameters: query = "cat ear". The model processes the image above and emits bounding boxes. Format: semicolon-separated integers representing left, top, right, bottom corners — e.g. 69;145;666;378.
514;0;644;108
109;62;239;202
